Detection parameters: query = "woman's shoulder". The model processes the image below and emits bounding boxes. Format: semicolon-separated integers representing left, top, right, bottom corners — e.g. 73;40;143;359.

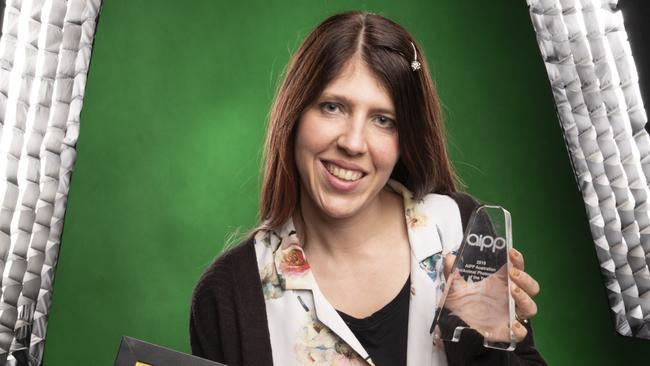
443;191;479;205
192;235;258;301
189;234;273;364
414;190;480;229
442;191;481;229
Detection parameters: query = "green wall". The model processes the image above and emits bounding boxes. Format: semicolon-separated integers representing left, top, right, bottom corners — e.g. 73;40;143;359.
42;0;650;364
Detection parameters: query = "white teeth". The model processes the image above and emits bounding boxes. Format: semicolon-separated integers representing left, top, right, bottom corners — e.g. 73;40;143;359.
325;162;363;181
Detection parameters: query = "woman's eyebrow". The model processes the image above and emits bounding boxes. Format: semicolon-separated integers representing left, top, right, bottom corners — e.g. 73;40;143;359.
320;93;395;116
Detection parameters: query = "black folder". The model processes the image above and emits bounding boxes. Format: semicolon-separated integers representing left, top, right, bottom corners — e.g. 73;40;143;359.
115;336;226;366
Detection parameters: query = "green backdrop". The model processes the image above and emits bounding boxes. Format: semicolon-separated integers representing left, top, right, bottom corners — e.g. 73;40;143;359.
41;0;650;364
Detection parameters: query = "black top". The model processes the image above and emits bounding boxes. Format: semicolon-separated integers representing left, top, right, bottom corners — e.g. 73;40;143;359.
336;276;411;366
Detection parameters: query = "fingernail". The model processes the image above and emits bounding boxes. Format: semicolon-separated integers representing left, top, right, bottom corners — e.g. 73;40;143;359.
513;285;521;294
511;268;520;277
511;248;521;257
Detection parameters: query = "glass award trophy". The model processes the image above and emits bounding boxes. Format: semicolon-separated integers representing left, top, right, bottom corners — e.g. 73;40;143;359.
431;205;516;351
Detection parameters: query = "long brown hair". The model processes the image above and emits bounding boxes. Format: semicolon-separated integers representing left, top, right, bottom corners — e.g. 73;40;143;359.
260;11;458;230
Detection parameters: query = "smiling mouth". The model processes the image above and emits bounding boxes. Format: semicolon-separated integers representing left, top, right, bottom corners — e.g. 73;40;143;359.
323;161;365;182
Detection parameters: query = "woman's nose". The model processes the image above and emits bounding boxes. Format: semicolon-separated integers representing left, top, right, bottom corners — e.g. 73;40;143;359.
336;116;368;156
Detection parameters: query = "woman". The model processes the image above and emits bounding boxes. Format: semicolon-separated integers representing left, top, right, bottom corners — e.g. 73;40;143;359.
190;11;546;366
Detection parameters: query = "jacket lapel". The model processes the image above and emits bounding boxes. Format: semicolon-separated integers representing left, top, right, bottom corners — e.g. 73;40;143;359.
402;190;443;366
271;218;372;362
387;180;461;366
311;285;372;362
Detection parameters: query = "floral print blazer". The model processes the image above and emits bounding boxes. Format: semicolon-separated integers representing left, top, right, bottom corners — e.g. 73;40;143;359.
253;179;464;366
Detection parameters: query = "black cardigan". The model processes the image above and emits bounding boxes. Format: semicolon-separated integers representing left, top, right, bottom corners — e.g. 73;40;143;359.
190;192;547;365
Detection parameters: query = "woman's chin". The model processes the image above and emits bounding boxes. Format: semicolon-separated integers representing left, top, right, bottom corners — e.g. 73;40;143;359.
321;208;356;220
315;196;366;220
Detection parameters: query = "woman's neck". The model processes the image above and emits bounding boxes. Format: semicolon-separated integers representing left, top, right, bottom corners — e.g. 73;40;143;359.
294;187;404;261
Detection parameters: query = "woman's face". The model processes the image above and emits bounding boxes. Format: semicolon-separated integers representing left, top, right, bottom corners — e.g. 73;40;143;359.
294;57;400;220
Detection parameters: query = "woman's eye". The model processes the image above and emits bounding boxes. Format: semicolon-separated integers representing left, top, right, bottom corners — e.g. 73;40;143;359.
376;116;396;129
319;102;340;114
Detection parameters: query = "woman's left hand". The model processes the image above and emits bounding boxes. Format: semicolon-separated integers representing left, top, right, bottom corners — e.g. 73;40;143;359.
441;247;541;343
508;248;540;338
